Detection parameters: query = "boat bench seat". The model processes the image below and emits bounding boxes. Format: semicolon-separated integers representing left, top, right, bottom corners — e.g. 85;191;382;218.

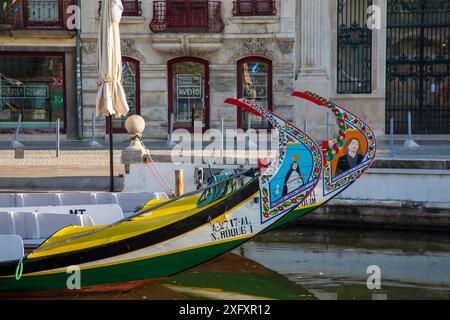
0;192;161;216
0;211;94;247
0;235;24;262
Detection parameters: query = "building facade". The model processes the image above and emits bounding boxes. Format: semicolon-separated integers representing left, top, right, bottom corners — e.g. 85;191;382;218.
1;0;449;141
81;0;296;139
295;0;450;139
0;0;79;139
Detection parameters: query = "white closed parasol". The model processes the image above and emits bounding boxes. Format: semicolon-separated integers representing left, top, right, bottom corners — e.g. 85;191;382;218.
96;0;130;191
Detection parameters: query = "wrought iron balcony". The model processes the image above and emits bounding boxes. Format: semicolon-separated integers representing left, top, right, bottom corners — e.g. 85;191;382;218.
98;0;142;17
233;0;277;16
150;1;224;33
0;0;76;30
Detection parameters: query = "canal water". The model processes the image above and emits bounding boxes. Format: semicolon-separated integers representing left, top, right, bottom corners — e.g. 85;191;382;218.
238;226;450;300
17;226;450;300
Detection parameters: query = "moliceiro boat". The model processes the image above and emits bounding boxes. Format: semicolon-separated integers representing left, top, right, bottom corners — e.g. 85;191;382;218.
0;92;324;294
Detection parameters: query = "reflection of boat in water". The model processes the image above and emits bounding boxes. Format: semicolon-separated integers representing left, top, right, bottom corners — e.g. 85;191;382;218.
4;253;315;300
0;91;377;295
161;252;315;300
0;93;324;294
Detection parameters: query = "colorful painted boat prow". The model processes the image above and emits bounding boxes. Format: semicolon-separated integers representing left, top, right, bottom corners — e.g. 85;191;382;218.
267;91;378;231
292;91;377;198
224;98;323;226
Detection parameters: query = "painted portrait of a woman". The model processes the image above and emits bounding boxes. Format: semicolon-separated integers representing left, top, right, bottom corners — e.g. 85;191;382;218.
335;138;365;176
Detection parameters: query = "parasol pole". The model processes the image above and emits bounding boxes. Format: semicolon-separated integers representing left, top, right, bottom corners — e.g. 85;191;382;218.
109;115;114;192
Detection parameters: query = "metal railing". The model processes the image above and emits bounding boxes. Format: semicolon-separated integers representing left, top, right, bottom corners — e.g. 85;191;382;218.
0;0;75;30
1;116;62;156
98;0;142;17
232;0;276;16
150;1;224;33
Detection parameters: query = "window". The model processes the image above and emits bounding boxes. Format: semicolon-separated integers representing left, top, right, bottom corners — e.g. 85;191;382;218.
110;57;140;133
168;57;210;131
150;0;224;33
237;57;273;129
337;0;373;94
98;1;142;18
122;0;142;16
27;0;62;26
0;53;65;130
233;0;277;16
0;0;73;30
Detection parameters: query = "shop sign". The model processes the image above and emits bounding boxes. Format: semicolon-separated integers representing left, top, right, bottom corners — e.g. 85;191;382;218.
176;74;202;99
1;85;49;99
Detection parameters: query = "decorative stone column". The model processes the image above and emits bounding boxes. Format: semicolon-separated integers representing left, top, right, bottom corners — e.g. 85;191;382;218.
298;0;329;77
294;0;332;139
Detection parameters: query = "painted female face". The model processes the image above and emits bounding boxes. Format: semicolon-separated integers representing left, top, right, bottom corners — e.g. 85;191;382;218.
292;162;298;170
348;139;360;154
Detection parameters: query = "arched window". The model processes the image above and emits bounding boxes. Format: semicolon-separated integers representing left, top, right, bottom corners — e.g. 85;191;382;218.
109;56;140;133
237;56;273;128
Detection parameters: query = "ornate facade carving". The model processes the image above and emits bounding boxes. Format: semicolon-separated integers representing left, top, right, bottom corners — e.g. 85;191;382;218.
150;34;223;55
276;38;295;54
81;39;145;62
81;40;96;54
121;39;146;63
232;38;275;61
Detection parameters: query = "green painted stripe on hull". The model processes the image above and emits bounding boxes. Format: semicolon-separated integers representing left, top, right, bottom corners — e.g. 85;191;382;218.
0;239;247;293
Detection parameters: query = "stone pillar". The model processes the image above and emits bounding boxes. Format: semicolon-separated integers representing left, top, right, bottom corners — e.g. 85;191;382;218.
294;0;332;140
121;148;147;192
121;148;197;194
298;0;328;76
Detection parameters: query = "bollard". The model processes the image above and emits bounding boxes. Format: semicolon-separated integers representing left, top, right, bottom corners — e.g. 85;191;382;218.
304;116;308;133
10;114;25;149
390;117;394;158
403;111;419;148
56;118;60;158
166;113;176;147
88;112;102;148
175;169;184;197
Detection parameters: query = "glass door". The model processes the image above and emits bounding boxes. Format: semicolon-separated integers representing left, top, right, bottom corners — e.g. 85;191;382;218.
237;57;273;129
168;57;209;131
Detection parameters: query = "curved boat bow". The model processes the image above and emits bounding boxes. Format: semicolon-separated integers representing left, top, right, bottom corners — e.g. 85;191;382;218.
267;91;378;230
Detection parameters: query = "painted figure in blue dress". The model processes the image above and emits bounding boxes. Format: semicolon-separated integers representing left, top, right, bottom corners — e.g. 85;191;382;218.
282;154;305;196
